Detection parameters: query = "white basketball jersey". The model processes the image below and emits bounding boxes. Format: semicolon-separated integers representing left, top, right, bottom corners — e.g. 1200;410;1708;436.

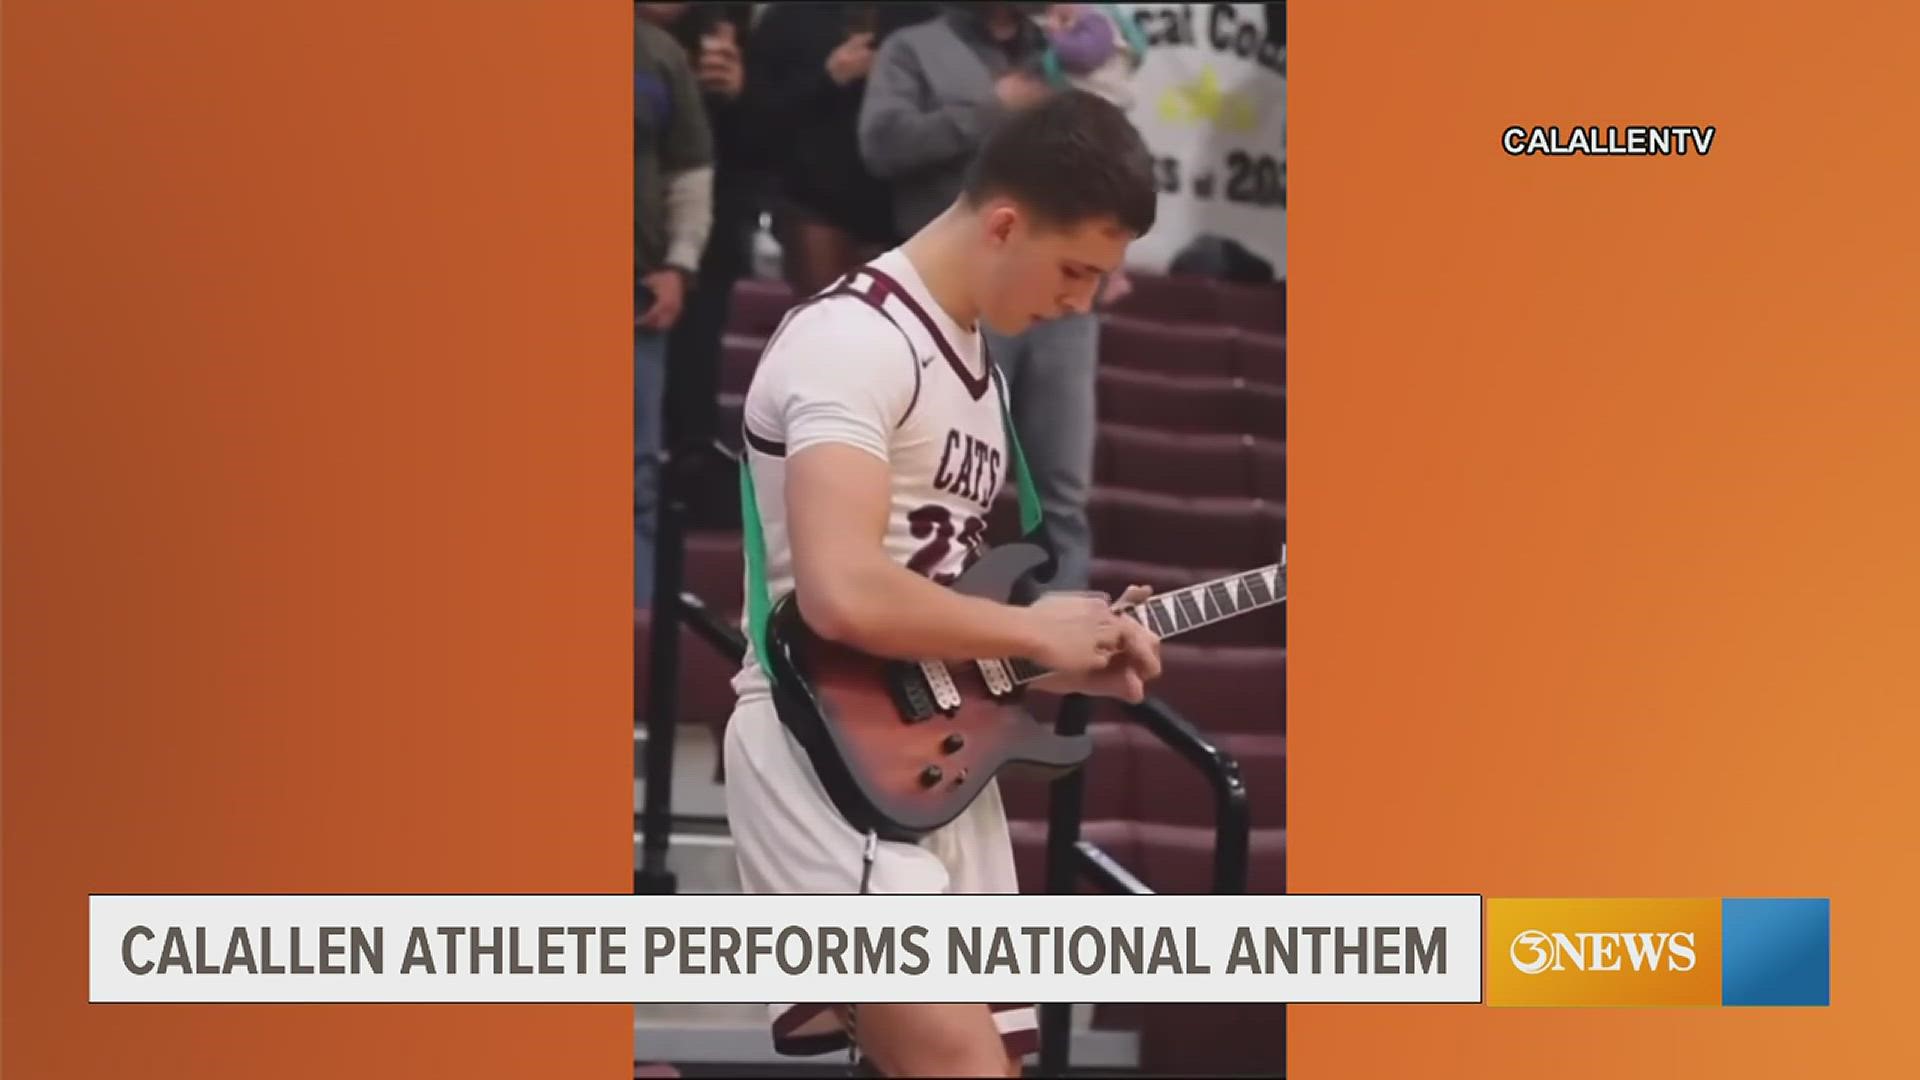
732;249;1010;701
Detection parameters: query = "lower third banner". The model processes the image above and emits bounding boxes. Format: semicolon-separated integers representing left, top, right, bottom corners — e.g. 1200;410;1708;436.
90;894;1481;1005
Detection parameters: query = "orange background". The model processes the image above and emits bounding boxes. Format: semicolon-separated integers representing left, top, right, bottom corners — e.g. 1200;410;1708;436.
8;1;1920;1078
1294;0;1918;1075
1;2;631;1078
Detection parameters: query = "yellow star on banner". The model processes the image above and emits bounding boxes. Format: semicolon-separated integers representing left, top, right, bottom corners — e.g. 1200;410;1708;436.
1156;67;1260;133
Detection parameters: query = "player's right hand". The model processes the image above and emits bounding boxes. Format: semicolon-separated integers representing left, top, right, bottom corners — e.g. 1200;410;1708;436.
1022;592;1124;675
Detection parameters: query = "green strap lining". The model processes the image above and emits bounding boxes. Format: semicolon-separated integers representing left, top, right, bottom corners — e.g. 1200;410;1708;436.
739;454;775;675
995;366;1045;537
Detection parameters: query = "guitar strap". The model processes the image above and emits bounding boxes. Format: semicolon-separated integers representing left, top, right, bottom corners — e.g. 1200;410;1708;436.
738;268;1043;680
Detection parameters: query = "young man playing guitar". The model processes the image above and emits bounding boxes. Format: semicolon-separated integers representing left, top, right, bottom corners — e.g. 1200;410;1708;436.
725;91;1163;1077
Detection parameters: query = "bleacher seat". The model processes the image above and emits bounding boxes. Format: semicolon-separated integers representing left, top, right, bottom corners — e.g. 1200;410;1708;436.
727;278;794;338
1109;273;1284;337
1251;439;1285;501
719;333;763;395
1235;329;1286;386
634;607;739;733
1010;819;1286;896
1108;273;1225;325
716;393;744;451
1150;645;1285;730
1087;555;1233;598
1215;279;1286;335
1098;314;1239;378
1001;721;1283;832
1088;488;1284;569
683;532;744;615
1097;423;1282;500
1098;367;1286;439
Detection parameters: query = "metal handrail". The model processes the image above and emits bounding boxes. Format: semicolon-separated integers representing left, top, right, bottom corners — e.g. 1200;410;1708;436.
1123;695;1253;896
636;440;741;894
1038;692;1254;1075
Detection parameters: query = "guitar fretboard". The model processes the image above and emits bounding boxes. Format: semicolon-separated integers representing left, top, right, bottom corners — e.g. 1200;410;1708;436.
1004;561;1285;685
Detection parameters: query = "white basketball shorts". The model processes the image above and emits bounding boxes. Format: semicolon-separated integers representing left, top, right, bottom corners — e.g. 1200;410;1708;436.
722;697;1038;1059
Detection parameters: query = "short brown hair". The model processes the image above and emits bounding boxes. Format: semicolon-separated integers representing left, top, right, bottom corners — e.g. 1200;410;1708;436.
962;90;1157;237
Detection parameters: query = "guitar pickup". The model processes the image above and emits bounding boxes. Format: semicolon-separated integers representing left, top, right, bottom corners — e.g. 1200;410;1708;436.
887;662;938;723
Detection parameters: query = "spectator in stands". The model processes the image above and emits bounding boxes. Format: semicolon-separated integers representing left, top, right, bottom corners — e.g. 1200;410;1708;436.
747;2;940;296
636;8;714;607
859;2;1107;590
644;3;769;457
1037;3;1146;109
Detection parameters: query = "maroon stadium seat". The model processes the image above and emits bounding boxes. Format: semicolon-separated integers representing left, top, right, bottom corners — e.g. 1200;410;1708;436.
997;720;1134;825
682;532;744;615
1098;314;1238;378
728;277;795;338
1152;644;1285;732
719;333;764;395
716;392;745;450
1097;423;1258;498
1108;272;1223;325
1109;274;1285;335
1215;280;1286;335
1088;556;1235;600
1098;368;1286;438
1002;718;1282;830
1008;818;1144;896
1235;329;1286;386
1011;819;1285;896
1131;821;1287;894
1131;729;1284;829
1250;439;1285;501
1088;487;1284;569
1139;1001;1286;1075
634;608;739;732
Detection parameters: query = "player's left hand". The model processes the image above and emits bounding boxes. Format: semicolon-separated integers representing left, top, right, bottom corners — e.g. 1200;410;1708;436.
1034;585;1161;703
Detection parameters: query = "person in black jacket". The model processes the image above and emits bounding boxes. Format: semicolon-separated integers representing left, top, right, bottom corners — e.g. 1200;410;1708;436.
642;2;767;455
747;1;940;296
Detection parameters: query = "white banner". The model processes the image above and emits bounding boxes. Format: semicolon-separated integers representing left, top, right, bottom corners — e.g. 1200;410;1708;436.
91;894;1480;1004
1114;3;1285;274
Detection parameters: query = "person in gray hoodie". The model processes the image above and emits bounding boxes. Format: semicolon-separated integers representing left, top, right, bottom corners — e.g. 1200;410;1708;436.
859;1;1109;590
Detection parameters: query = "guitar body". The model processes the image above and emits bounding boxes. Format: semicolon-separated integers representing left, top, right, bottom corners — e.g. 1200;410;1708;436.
763;541;1093;841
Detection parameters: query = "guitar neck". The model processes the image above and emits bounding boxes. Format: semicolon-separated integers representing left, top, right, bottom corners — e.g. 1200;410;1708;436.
1005;561;1286;685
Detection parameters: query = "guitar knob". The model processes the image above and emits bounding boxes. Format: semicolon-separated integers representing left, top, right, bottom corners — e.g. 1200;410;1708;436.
919;764;944;788
942;733;966;754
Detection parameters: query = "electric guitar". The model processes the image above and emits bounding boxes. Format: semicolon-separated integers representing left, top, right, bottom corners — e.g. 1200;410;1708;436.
762;544;1286;841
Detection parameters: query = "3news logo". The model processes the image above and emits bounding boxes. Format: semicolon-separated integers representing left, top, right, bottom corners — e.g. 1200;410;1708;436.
1507;927;1697;975
1486;898;1829;1008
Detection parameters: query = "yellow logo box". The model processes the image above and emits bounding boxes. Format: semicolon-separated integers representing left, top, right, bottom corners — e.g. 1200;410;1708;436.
1486;899;1721;1007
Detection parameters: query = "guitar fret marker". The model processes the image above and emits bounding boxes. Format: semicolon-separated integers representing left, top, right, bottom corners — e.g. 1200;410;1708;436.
1207;581;1236;618
1244;571;1272;605
1174;591;1204;629
1199;585;1221;621
1147;601;1171;636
